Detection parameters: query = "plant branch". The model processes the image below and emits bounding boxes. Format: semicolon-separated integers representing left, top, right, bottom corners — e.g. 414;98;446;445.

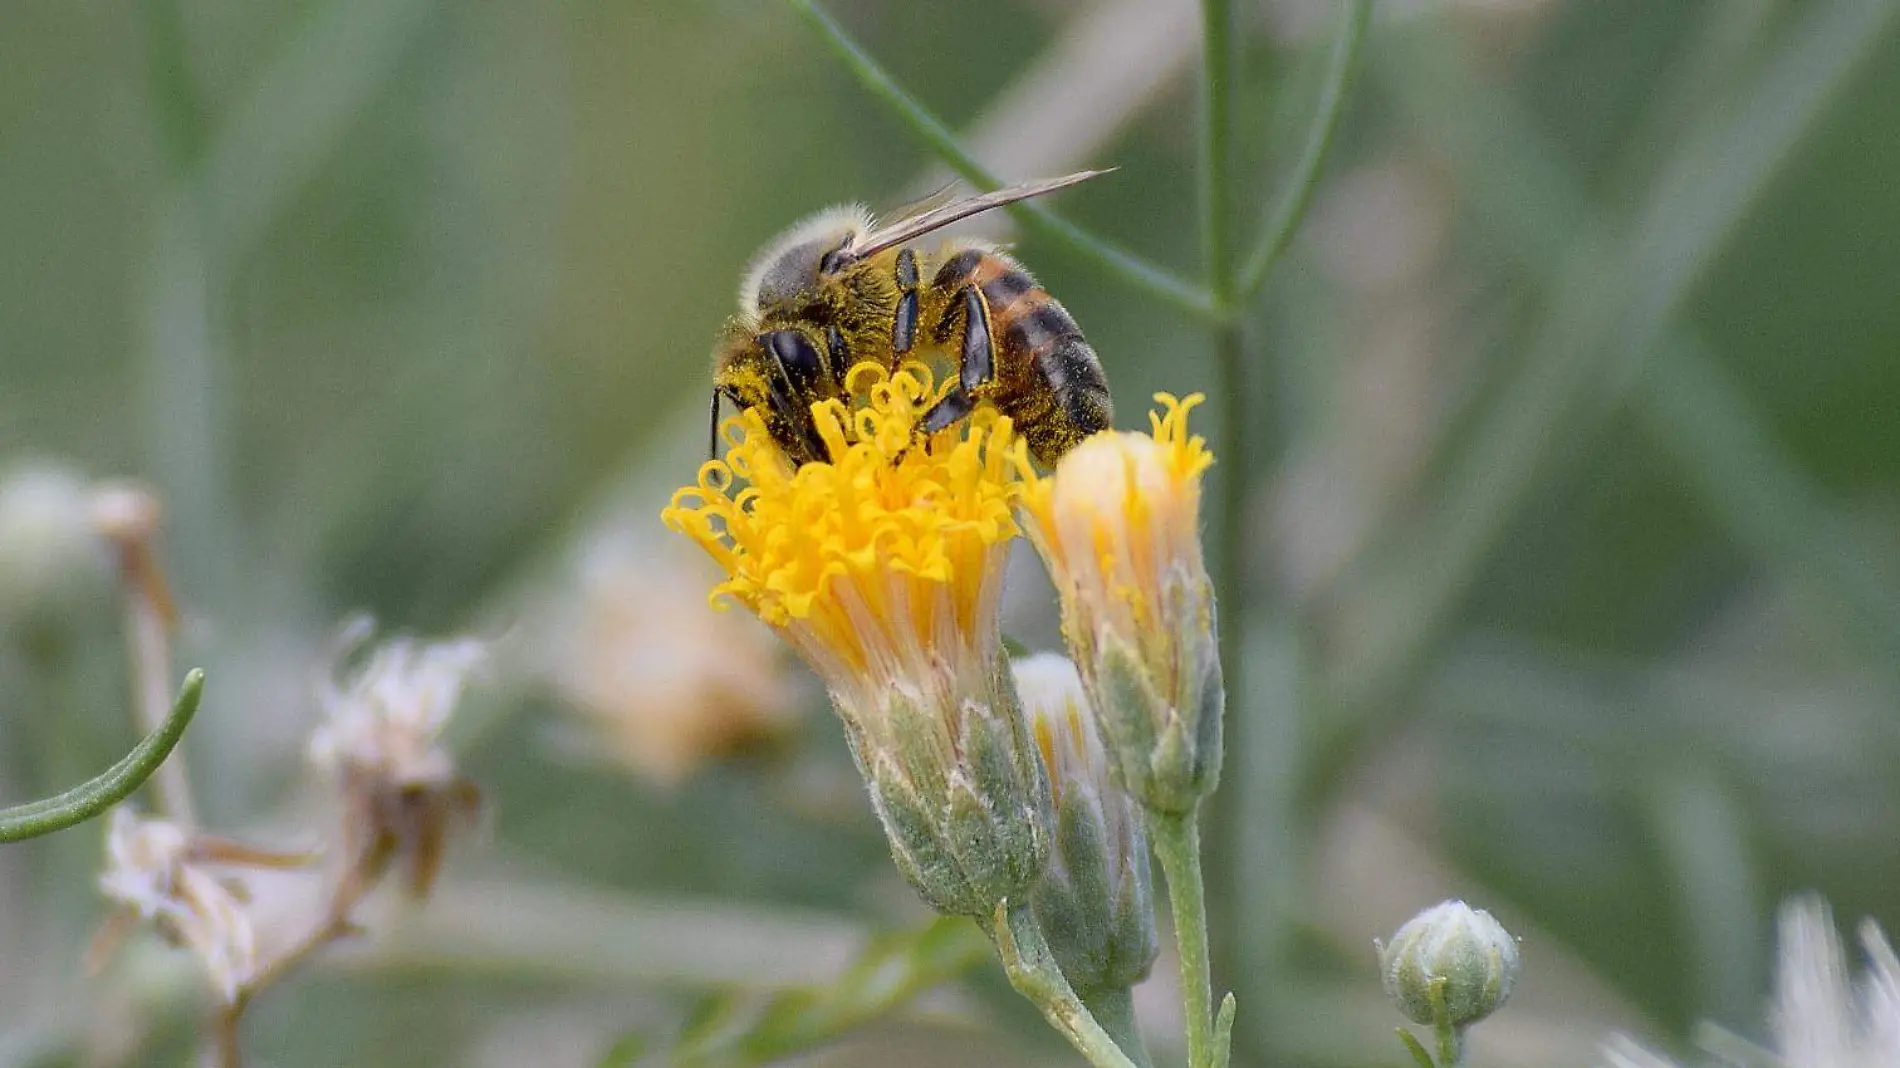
992;902;1142;1068
1198;0;1237;303
1238;0;1374;297
1152;808;1219;1068
0;670;204;842
211;835;396;1067
789;0;1217;320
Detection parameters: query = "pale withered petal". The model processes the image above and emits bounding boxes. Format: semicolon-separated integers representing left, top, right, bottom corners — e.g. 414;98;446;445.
97;808;258;1004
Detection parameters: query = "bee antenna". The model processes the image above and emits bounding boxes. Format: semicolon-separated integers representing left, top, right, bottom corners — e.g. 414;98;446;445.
707;387;725;462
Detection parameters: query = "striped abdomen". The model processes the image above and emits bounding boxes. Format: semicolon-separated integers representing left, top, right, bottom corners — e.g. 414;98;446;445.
932;247;1113;464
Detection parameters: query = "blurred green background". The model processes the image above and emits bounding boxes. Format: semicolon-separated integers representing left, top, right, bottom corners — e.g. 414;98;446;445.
1;0;1897;1065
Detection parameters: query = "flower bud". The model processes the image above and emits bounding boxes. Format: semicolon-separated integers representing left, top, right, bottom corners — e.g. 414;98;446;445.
1015;395;1222;814
1015;653;1158;993
1378;900;1520;1028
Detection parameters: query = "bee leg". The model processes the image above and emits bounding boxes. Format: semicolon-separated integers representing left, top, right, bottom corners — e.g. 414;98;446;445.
953;286;994;393
919;385;978;437
707;388;724;462
892;249;920;354
918;285;996;440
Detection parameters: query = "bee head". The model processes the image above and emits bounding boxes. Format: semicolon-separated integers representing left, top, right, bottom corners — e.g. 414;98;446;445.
738;205;872;322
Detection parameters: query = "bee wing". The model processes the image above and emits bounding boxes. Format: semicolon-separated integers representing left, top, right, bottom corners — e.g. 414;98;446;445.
847;169;1113;260
880;181;962;227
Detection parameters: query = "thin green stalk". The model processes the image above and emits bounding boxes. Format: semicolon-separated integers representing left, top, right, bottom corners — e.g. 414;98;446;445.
0;671;204;842
788;0;1216;321
1152;809;1216;1068
1211;318;1249;720
1238;0;1374;297
1198;0;1237;303
1079;987;1152;1068
992;903;1143;1068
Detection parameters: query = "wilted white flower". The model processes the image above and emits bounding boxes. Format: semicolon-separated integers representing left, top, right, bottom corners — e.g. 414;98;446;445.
97;808;257;1003
1603;896;1900;1068
309;631;486;898
309;634;485;789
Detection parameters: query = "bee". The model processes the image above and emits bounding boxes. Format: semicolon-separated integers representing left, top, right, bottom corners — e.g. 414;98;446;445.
710;171;1114;467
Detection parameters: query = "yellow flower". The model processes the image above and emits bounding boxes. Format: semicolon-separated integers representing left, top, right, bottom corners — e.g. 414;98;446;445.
664;363;1020;720
1015;394;1222;814
663;363;1050;917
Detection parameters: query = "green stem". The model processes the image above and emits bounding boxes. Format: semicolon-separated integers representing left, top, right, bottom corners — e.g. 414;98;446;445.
1429;980;1465;1068
1198;0;1237;303
1238;0;1374;297
1079;986;1152;1068
992;902;1142;1068
789;0;1217;321
1152;809;1216;1068
0;670;204;842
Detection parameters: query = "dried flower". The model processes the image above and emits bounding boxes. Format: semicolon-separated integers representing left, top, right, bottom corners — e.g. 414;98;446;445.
96;809;257;1003
1604;896;1900;1068
0;463;114;634
663;363;1051;917
547;539;803;787
1378;899;1521;1029
308;633;486;898
1016;394;1222;815
1015;653;1157;994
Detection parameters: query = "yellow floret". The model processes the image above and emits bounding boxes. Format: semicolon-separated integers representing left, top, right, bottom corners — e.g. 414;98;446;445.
662;363;1022;688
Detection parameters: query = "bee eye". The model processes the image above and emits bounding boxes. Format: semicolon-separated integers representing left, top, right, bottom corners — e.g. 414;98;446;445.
818;250;846;274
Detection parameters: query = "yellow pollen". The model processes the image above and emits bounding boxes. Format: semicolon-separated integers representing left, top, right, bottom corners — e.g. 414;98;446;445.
661;363;1022;678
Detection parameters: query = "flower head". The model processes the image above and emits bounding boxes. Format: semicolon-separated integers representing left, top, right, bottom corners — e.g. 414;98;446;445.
1016;653;1157;994
663;364;1049;917
1016;394;1222;814
1378;899;1521;1030
97;808;258;1003
309;632;486;898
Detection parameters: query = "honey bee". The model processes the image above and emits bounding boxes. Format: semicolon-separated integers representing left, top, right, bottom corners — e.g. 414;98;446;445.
710;171;1114;467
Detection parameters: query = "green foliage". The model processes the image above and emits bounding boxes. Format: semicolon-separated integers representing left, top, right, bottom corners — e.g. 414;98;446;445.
642;916;990;1068
0;670;202;842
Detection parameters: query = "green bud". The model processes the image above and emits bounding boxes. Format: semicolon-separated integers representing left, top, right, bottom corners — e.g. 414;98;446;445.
840;661;1052;919
1014;654;1159;993
1378;900;1521;1028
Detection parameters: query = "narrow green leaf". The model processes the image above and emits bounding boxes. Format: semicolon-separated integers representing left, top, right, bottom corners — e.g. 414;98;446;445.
1237;0;1374;298
1395;1027;1437;1068
665;915;990;1067
788;0;1216;320
0;669;204;843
